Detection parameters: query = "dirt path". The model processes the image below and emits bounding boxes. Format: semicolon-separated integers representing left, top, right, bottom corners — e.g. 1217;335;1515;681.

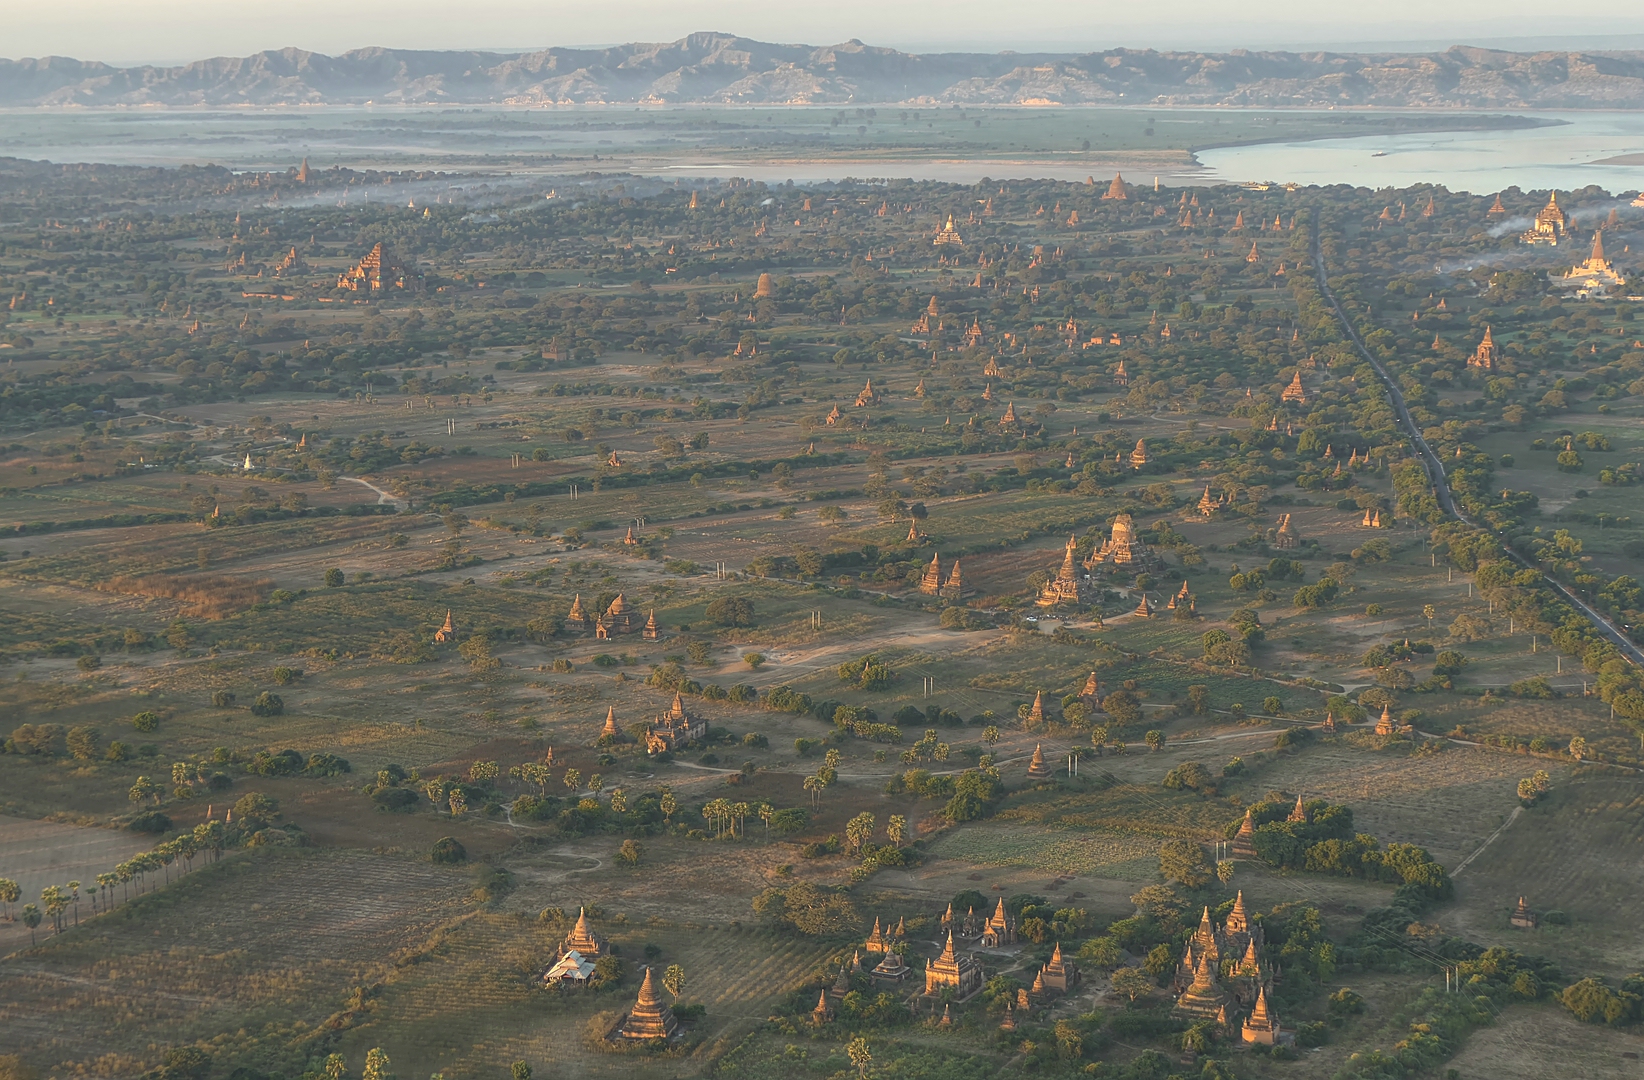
341;476;408;508
1449;805;1523;878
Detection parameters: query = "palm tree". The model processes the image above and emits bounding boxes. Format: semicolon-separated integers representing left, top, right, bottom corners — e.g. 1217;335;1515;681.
96;872;117;914
67;881;81;927
0;878;18;922
731;802;751;838
803;774;823;810
757;802;774;836
41;885;68;934
21;903;41;945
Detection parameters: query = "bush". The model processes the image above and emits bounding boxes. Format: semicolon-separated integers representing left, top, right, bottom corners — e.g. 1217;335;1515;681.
431;836;468;864
704;596;756;627
132;711;161;733
250;692;285;717
324;568;344;587
211;690;237;707
76;654;101;672
127;810;172;834
372;786;418;810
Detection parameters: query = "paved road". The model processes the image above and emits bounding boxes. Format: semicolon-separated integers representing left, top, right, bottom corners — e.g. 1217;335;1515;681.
1309;213;1644;667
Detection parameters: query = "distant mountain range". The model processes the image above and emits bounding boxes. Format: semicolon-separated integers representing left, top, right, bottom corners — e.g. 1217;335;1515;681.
6;34;1644;108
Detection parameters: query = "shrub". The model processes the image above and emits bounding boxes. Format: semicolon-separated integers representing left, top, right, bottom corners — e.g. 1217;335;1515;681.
271;666;300;685
132;711;160;733
431;836;468;864
324;568;344;587
76;654;101;672
704;595;756;627
250;692;285;717
211;690;237;707
127;811;172;834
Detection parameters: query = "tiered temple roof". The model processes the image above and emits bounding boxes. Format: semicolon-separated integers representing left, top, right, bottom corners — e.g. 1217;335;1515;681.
1241;985;1283;1045
1086;513;1152;568
1470;325;1499;370
1172;952;1230;1021
336;242;420;293
1129;439;1149;468
1102;173;1128;200
563;907;607;957
1521;192;1566;245
1232;810;1257;858
618;966;679;1040
565;595;590;633
855;379;879;407
1273;514;1299;549
1040;942;1081;993
600;707;621;741
1281;371;1307;403
434;610;456;643
919;553;944;595
1036;535;1089;607
981;897;1015;947
923;930;984;998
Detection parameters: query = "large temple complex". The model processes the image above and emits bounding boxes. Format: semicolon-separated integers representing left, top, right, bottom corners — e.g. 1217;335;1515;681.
1169;893;1289;1045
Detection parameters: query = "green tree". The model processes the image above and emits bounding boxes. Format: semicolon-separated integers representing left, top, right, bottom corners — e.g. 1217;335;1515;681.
21;903;41;945
887;814;907;847
362;1048;393;1080
1145;729;1165;752
128;776;159;805
1111;966;1154;1003
324;568;344;587
510;1063;531;1080
1159;838;1211;887
663;963;686;999
847;1037;872;1079
65;726;99;760
0;879;17;922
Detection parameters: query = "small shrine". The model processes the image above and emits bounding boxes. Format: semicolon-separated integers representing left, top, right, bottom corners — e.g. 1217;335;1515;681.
1026;743;1054;781
1101;173;1128;201
1273;514;1300;549
1510;896;1539;929
564;595;590;633
434;610;456;643
1129;439;1149;469
617;966;680;1040
1281;371;1307;403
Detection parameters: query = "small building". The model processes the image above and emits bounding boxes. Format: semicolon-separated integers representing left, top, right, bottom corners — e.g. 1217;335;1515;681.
854;379;879;407
919;553;944;595
870;949;909;981
643;610;661;641
1375;704;1398;736
603;593;638;634
1510;896;1539;929
1281;371;1307;404
434;610;456;643
544;949;596;987
599;707;622;742
564;595;590;634
1128;439;1149;469
1101;173;1128;201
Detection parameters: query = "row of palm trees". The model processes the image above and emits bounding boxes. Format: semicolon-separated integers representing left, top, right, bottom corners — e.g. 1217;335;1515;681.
1;819;230;946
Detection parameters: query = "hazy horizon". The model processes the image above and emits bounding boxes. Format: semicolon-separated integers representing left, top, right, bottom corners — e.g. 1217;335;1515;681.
8;3;1644;69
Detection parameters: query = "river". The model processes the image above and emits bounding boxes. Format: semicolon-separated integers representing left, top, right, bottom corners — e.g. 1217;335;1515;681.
0;106;1640;194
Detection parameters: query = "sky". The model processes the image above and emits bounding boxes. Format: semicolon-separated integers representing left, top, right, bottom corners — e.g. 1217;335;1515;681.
7;0;1644;65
